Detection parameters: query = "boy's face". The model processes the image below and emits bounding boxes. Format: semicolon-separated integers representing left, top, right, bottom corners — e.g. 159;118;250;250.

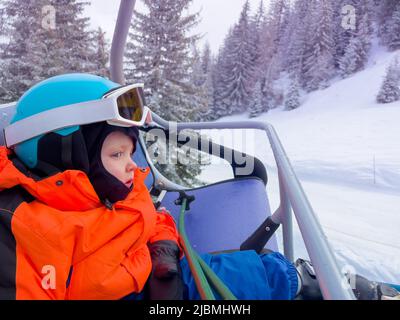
101;131;137;188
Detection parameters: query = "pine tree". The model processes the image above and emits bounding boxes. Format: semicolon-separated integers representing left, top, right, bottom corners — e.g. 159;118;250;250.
0;3;7;39
376;56;400;104
125;0;203;122
91;27;110;78
285;77;301;110
248;0;288;115
262;79;280;112
0;1;45;101
249;80;263;118
333;0;353;68
339;11;372;77
258;7;274;74
189;45;208;121
302;0;336;91
0;3;11;102
222;0;255;114
209;41;230;119
199;43;214;120
332;0;374;76
259;0;289;80
273;0;291;74
249;0;265;82
386;3;400;51
201;42;212;76
191;46;205;87
278;4;295;72
0;0;96;102
282;0;311;82
266;0;290;50
378;0;400;50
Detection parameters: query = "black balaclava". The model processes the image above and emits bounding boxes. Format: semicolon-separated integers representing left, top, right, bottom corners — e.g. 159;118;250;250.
35;122;139;204
81;122;139;204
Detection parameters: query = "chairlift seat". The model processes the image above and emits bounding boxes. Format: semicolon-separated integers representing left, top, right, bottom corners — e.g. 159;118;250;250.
160;177;278;253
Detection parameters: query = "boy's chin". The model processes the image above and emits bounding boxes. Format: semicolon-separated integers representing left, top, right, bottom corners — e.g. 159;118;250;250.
125;182;133;189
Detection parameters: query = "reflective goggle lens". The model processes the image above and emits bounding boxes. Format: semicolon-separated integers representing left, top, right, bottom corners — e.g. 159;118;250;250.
117;87;146;122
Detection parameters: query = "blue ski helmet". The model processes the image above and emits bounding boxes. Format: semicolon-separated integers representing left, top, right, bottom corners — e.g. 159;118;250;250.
11;73;121;169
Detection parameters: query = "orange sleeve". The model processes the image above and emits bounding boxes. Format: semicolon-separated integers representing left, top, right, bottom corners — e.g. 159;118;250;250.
148;209;183;254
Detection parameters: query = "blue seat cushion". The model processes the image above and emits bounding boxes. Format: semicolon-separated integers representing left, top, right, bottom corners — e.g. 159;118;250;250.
160;177;278;254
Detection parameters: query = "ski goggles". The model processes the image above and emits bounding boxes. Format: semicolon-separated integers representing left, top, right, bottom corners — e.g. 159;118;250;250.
4;83;151;147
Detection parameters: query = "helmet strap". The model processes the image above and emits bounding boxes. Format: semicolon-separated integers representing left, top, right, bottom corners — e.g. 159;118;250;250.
35;160;61;177
61;135;73;169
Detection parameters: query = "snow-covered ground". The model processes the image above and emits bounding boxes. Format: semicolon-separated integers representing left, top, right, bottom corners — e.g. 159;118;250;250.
199;47;400;284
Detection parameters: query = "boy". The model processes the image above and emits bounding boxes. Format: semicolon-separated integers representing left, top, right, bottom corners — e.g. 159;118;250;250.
0;73;183;299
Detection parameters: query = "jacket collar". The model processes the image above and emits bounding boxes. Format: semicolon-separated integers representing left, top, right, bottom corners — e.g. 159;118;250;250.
0;146;150;211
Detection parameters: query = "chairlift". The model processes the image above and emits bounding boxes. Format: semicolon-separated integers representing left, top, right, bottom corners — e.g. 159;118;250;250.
0;0;362;300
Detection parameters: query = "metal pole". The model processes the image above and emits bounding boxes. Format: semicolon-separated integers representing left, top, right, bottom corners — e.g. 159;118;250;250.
110;0;136;85
278;169;294;262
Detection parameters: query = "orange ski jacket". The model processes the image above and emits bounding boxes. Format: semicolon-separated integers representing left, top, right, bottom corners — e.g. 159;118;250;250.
0;146;180;300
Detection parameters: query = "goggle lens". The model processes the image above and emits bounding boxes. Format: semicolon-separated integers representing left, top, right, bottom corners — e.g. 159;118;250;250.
117;87;146;122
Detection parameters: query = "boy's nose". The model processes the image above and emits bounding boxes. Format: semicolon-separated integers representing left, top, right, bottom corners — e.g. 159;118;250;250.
127;159;137;172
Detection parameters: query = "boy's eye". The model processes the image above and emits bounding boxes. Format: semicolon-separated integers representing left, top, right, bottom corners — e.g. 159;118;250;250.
112;152;123;158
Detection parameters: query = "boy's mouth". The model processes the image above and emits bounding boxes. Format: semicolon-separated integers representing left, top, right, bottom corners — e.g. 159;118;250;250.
124;179;133;187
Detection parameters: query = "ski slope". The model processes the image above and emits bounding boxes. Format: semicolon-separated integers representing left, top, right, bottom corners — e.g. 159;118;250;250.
200;46;400;284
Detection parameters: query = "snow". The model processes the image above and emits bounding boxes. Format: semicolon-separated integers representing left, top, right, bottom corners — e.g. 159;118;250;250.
199;47;400;284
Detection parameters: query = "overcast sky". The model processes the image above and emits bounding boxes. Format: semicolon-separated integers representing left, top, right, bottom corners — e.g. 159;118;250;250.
85;0;264;54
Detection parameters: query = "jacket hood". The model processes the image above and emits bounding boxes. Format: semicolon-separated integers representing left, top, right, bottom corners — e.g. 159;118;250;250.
0;146;150;211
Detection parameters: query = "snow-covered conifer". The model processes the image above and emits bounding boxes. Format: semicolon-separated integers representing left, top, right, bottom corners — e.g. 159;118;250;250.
285;77;301;110
302;0;336;91
249;81;263;118
91;27;110;78
282;1;311;85
199;43;214;120
189;45;208;121
0;0;96;102
378;0;400;50
339;12;372;77
125;0;203;122
249;1;265;81
376;56;400;104
222;0;255;114
385;4;400;51
209;34;233;119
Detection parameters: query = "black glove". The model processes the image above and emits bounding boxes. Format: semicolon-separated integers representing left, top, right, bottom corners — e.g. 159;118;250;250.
145;240;184;300
295;258;323;300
